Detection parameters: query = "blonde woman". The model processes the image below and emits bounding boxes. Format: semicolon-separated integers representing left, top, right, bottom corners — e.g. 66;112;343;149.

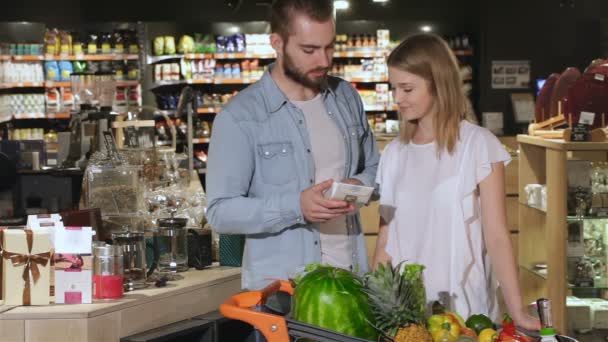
373;33;540;330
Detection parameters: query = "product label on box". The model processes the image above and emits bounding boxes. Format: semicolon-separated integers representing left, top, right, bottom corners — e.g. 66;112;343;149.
64;291;82;304
54;254;92;304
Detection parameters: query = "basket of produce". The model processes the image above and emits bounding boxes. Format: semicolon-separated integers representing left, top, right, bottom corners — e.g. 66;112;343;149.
220;263;578;342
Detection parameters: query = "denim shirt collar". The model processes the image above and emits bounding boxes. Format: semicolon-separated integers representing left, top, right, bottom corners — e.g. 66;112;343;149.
261;63;336;114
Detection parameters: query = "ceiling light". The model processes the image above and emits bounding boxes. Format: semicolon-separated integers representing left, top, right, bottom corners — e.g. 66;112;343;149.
420;25;433;32
372;0;389;2
228;26;240;33
334;0;350;10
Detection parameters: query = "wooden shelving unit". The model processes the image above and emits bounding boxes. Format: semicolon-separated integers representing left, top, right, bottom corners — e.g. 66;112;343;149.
517;134;608;333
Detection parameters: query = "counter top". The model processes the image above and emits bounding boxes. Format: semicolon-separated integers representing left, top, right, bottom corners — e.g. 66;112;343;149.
0;265;240;320
0;264;241;342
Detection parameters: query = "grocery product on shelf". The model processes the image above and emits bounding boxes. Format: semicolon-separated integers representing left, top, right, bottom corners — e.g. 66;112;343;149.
0;94;45;116
1;60;44;83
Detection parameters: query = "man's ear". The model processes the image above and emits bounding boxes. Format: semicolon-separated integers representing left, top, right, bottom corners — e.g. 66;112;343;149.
270;33;285;57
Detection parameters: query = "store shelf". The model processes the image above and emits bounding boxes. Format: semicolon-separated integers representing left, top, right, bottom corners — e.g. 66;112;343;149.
520;264;548;280
374;133;399;140
197;107;222;114
184;53;214;59
364;104;398;111
12;55;44;61
45;80;138;88
453;49;474;56
187;79;214;85
43;54;139;61
46;113;71;119
333;50;386;58
193;138;210;144
147;54;185;64
213;78;260;84
149;80;185;88
344;76;388;83
518;134;608;152
0;55;11;61
214;52;276;59
0;82;44;89
45;81;70;88
116;80;139;87
2;112;72;120
13;113;46;119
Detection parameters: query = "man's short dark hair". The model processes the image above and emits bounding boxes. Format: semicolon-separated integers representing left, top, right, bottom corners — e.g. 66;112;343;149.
270;0;334;40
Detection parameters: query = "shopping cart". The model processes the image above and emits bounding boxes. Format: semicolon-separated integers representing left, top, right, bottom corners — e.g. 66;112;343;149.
220;280;579;342
220;280;376;342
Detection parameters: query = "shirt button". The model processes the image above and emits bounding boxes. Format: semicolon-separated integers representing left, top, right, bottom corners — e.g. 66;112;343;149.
282;149;287;153
264;151;270;156
343;135;347;140
296;217;301;222
328;112;332;116
299;120;303;124
307;149;311;153
310;179;314;184
314;241;319;245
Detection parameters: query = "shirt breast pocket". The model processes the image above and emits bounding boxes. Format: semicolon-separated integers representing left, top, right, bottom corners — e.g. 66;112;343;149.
348;124;364;142
257;142;297;185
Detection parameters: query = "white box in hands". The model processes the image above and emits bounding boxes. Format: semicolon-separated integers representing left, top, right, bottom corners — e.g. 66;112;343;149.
324;182;374;205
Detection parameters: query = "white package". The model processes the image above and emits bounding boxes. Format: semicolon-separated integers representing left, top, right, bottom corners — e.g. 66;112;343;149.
324;181;374;205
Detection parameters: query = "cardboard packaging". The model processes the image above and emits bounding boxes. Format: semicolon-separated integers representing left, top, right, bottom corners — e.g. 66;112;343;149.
54;254;92;304
2;228;53;305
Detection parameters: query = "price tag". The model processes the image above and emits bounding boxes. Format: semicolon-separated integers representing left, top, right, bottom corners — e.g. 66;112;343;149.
346;52;354;57
75;54;84;60
580;111;596;125
595;73;606;82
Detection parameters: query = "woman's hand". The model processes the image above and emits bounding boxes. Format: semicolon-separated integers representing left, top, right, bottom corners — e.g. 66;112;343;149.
512;311;541;331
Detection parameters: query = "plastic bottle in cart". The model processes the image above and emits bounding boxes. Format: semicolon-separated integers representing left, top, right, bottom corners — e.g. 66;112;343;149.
537;298;559;342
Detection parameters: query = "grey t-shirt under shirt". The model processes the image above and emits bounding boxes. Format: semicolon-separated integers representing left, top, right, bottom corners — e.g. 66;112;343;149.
291;93;352;270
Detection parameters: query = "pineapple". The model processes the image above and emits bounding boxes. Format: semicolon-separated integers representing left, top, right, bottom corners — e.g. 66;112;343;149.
363;262;432;342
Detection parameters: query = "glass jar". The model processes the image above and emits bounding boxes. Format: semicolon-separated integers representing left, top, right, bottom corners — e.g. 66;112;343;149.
111;231;148;291
156;217;189;272
93;245;124;300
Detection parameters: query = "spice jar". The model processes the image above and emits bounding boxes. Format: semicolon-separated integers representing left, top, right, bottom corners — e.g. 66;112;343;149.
93;245;124;300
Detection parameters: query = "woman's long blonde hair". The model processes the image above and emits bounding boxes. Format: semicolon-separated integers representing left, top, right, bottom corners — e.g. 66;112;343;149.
387;33;466;154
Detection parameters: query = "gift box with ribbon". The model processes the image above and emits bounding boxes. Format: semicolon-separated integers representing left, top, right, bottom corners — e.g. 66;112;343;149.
2;228;53;305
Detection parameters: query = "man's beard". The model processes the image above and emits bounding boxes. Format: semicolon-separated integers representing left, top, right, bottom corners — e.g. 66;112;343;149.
282;49;329;89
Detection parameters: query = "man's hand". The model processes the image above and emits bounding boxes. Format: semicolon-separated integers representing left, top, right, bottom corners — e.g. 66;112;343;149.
301;180;354;223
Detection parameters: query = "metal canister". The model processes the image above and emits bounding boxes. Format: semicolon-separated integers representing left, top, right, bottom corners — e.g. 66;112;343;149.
111;231;147;291
93;245;124;299
537;298;554;328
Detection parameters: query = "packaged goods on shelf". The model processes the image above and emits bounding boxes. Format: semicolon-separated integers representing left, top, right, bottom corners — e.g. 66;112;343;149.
0;94;45;116
215;34;246;53
0;42;44;55
1;61;44;83
243;34;272;55
46;28;138;56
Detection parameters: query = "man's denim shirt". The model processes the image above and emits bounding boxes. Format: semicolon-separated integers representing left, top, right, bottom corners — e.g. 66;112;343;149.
206;65;380;290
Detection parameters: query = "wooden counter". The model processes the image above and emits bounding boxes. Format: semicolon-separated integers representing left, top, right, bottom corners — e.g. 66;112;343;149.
0;265;241;342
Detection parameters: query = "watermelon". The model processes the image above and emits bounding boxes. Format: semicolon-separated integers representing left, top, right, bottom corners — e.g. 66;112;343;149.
292;266;378;340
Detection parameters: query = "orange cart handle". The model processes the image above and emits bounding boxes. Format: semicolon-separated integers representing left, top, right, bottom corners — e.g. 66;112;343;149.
220;280;294;342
